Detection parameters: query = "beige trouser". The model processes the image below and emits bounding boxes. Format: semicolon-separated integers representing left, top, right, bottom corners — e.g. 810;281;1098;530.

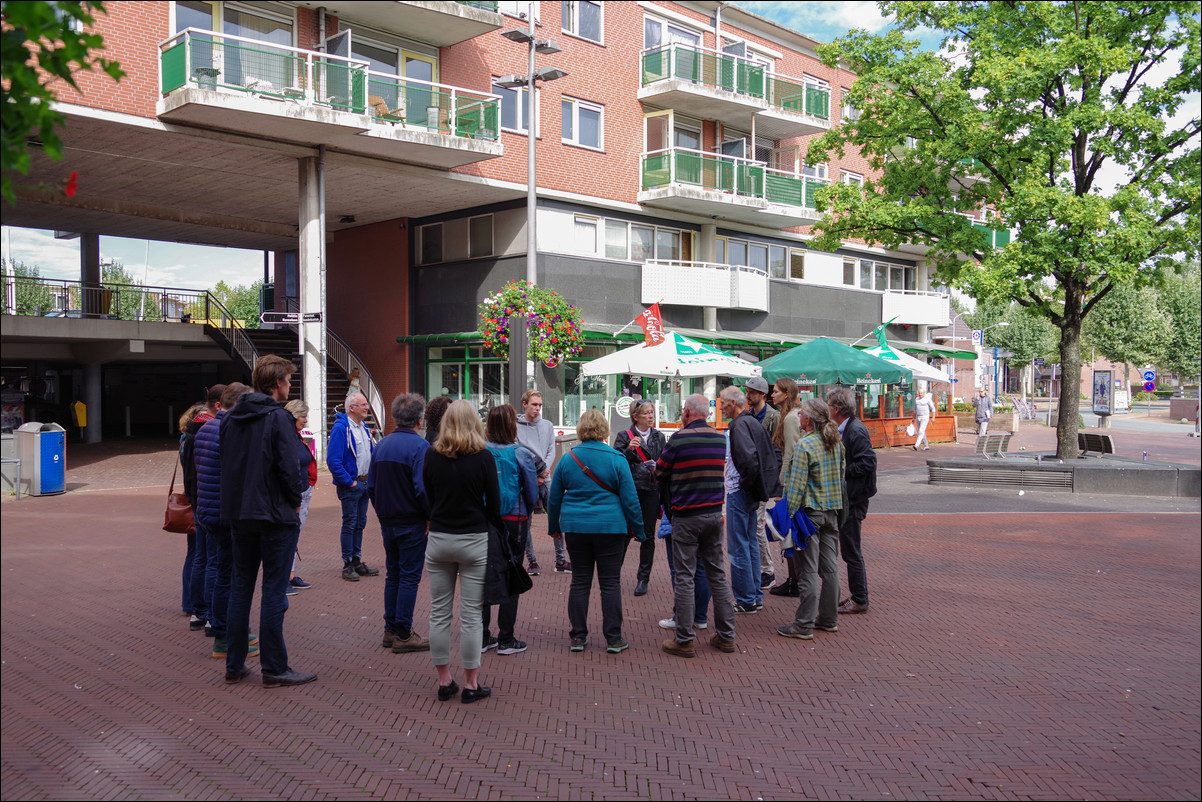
425;530;488;669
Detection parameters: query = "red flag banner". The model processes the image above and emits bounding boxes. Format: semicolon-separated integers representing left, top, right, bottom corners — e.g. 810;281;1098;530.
635;303;665;345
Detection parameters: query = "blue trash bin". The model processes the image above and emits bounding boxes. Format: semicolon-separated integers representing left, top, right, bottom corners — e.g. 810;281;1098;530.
15;422;66;496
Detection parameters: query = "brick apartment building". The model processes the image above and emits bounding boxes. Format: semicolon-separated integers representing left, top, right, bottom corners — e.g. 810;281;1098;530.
3;1;982;441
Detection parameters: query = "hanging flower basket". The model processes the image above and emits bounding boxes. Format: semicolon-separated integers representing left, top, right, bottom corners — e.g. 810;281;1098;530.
478;280;585;363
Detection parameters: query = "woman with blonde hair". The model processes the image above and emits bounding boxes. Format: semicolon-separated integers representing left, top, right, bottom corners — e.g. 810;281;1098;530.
421;400;503;703
768;378;803;598
548;409;642;653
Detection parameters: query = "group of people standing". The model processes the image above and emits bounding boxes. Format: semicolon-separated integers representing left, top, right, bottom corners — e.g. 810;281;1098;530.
176;357;884;701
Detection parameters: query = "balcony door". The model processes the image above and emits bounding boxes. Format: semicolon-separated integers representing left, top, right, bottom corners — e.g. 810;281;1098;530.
352;34;439;127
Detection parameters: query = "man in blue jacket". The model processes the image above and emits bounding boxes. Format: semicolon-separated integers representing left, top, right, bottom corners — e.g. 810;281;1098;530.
219;355;314;688
368;393;431;654
328;392;379;582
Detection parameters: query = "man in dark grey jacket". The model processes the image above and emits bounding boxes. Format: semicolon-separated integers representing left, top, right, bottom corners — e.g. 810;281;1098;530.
827;387;877;614
720;386;780;614
220;354;314;688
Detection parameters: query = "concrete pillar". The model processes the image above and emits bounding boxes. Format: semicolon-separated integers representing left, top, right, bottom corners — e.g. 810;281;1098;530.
84;362;101;443
700;223;719;402
81;234;101;317
298;156;325;463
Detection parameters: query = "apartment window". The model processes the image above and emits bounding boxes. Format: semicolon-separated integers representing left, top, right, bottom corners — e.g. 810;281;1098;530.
859;260;873;290
604;220;628;260
656;229;682;261
843;257;856;286
790;249;805;280
841;89;860;121
842;170;864;187
562;1;602;43
574;215;599;254
469;216;493;259
631;225;655;261
420;223;443;264
499;1;539;20
802;162;828;180
561;98;603;150
644;17;701;49
728;239;747;267
748;243;768;273
768;245;787;279
494;81;532;133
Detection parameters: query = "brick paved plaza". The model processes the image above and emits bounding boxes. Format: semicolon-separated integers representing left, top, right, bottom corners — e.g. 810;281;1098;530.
2;426;1199;800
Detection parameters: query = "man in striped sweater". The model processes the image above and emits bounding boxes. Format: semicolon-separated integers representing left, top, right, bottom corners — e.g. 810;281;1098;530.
655;394;737;658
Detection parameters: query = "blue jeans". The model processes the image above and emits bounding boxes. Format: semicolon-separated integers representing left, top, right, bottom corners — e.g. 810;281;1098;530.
205;520;233;639
664;531;710;624
189;518;210;621
725;489;762;606
381;522;428;635
182;528;197;613
227;522;299;676
337;482;369;564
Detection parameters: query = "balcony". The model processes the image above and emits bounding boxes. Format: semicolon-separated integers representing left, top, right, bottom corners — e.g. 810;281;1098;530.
639;44;831;137
324;2;503;47
639;148;825;227
881;289;950;327
158;29;502;168
973;222;1012;249
642;260;769;313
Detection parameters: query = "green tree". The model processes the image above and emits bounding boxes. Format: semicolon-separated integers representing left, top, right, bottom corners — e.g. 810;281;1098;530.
211;280;262;329
1082;283;1170;391
966;301;1059;398
808;2;1201;458
1157;264;1202;381
2;259;55;314
1;1;124;204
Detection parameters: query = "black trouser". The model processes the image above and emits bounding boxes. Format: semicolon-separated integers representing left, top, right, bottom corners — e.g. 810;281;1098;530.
565;531;627;644
839;503;869;605
483;519;522;643
633;487;661;583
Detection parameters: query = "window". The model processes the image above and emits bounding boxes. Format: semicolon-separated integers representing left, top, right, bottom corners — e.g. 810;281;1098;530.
841;89;860;121
631;225;655;261
574;215;598;254
843;258;856;286
562;1;601;43
604;220;628;260
769;245;787;279
790;249;805;280
420;223;443;264
562;97;603;149
656;229;682;261
499;1;538;20
748;243;768;273
842;170;864;187
802;162;828;180
469;216;493;259
859;260;873;290
644;16;701;49
494;81;532;133
728;239;747;267
842;256;916;289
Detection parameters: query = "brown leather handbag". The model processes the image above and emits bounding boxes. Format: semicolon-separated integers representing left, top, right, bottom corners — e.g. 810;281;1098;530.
163;461;195;535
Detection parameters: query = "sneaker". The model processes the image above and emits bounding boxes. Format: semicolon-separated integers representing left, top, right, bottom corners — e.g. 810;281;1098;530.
482;633;498;653
555;561;572;573
204;623;215;638
382;628;399;648
341;563;359;582
760;572;775;589
709;634;737;653
528;561;541;577
777;623;814;640
658;617;676;629
212;635;261;659
694;621;709;630
497;639;528;655
734;602;759;614
285;584;298;596
352;560;379;577
289;576;312;590
391;632;431;653
661;637;696;658
569;637;587;652
606;637;629;654
770;579;800;597
814;622;839;633
189;614;205;631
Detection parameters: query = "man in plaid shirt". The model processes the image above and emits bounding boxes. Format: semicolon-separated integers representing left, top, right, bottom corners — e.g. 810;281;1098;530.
778;398;845;642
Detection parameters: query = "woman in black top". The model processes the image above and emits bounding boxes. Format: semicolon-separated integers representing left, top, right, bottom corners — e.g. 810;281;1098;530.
611;399;667;596
422;400;503;704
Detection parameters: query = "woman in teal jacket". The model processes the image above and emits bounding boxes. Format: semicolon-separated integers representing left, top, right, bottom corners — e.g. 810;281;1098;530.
548;409;642;654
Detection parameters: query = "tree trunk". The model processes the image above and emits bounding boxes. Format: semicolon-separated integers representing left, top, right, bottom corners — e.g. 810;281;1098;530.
1055;322;1083;458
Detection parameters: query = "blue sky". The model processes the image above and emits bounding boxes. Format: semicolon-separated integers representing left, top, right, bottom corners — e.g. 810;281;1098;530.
732;1;943;49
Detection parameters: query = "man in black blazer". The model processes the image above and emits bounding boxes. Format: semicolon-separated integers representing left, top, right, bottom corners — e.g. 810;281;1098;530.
826;388;877;614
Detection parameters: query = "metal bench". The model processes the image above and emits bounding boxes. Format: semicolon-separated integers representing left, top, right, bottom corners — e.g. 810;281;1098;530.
1078;431;1116;456
974;432;1013;457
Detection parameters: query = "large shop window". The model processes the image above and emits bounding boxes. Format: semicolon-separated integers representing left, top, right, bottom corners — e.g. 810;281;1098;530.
427;347;508;416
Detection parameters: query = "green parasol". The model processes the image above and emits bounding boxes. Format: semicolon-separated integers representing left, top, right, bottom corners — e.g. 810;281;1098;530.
758;337;912;385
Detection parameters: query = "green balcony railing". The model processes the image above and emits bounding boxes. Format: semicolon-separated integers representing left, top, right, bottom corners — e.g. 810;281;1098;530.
765;75;830;119
973;222;1012;248
365;71;499;140
642;148;826;210
458;0;499;10
641;43;765;99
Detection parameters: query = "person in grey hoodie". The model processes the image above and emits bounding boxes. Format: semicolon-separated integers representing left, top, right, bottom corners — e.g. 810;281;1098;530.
514;390;569;574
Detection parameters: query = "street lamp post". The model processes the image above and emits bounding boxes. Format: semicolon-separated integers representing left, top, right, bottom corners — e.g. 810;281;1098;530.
497;4;566;408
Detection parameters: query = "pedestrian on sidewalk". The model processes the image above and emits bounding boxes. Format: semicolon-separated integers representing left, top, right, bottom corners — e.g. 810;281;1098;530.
912;387;936;451
611;398;666;597
827;387;876;616
328;392;379;581
973;388;994;436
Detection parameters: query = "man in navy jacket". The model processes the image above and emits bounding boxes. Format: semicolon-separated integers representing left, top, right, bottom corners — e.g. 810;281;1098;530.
219;355;314;688
368;393;431;654
826;387;877;614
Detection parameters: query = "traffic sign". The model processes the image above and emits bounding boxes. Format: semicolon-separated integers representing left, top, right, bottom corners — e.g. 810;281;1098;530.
1034;357;1045;366
1142;370;1156;382
302;312;322;323
971;329;983;346
260;312;300;324
1144;381;1156;392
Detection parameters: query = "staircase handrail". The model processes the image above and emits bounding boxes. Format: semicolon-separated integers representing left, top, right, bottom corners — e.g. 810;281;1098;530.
282;298;385;430
203;293;260;376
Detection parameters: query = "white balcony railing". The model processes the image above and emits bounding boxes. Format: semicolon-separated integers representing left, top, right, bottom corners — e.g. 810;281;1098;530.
643;260;769;312
882;289;950;327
